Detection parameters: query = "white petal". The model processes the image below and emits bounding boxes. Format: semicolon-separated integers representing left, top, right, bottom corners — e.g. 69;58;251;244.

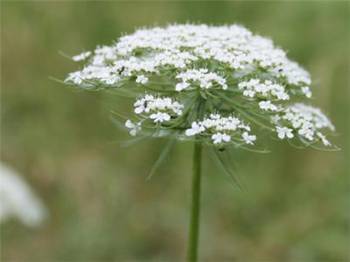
125;120;135;129
134;107;143;114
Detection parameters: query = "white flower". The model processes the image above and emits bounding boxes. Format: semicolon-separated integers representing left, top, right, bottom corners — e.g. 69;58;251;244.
66;71;83;85
212;133;231;144
134;99;147;114
134;95;183;117
103;76;120;85
259;100;278;111
72;51;91;62
176;69;227;91
239;79;289;101
136;75;148;85
185;114;256;145
242;132;256;145
66;24;312;89
150;112;171;123
66;24;335;147
301;86;312;98
175;82;190;91
276;126;294;139
273;103;334;143
271;115;281;124
243;89;256;97
125;120;141;136
317;132;331;146
298;124;314;140
185;122;205;136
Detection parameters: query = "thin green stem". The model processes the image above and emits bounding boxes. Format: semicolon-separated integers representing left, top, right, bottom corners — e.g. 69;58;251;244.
187;141;202;262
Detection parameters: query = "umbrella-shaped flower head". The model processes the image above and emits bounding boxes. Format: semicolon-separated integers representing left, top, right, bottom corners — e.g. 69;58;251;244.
65;24;335;149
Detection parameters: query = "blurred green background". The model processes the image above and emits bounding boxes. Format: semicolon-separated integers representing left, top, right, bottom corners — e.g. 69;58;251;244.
1;1;349;261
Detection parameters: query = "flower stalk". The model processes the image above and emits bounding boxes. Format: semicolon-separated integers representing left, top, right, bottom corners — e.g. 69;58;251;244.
187;140;202;262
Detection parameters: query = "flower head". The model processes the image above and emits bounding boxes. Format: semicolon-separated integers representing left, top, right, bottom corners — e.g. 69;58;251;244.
65;24;335;149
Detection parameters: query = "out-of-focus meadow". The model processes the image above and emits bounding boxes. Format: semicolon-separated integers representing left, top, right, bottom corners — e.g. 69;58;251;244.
1;2;349;261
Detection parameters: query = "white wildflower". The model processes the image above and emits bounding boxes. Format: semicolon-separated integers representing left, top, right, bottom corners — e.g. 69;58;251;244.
212;133;231;144
134;95;183;123
150;112;171;123
259;100;278;111
62;25;339;258
185;122;205;136
134;95;183;115
136;75;149;85
243;89;256;98
176;69;227;91
272;103;334;144
65;24;335;148
238;79;289;101
72;51;91;62
66;24;312;90
276;126;294;139
175;82;190;92
317;132;331;146
125;120;141;136
103;76;120;85
186;114;255;145
271;115;281;124
242;132;256;145
66;71;83;85
301;86;312;98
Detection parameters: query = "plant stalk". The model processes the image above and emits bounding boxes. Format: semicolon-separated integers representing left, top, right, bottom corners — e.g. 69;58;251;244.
187;141;202;262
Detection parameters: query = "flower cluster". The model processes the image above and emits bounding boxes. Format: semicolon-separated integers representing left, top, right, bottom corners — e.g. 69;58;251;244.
238;79;290;100
65;24;335;148
272;103;334;146
65;24;311;90
66;65;121;86
136;75;149;85
176;69;227;91
185;114;256;145
134;95;183;123
72;51;91;62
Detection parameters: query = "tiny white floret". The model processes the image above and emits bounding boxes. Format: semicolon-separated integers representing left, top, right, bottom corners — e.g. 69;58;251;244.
136;75;149;85
276;126;294;139
242;132;256;145
212;133;231;144
72;51;91;62
259;101;278;111
150;112;171;123
125;120;141;136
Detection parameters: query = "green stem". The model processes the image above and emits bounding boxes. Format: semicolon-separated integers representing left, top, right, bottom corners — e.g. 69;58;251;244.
187;141;202;262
